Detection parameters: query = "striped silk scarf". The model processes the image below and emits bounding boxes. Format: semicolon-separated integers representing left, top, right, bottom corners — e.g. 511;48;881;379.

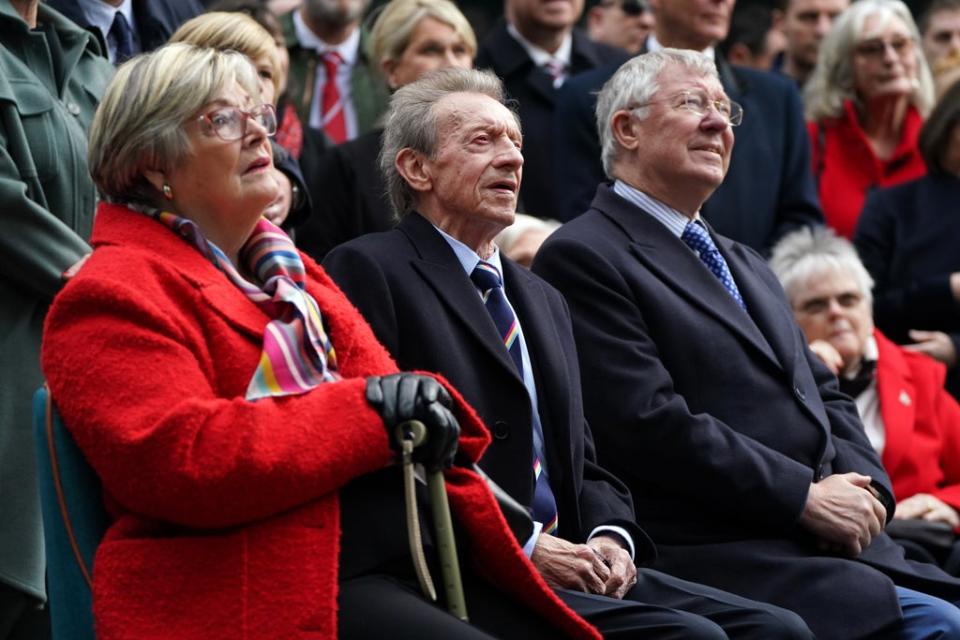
146;208;340;399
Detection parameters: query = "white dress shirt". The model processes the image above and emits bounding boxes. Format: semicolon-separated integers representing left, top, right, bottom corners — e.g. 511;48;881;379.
506;23;572;88
293;10;361;140
435;226;636;559
76;0;137;65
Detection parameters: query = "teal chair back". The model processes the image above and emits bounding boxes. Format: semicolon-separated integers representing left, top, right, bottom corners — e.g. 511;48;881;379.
32;387;107;640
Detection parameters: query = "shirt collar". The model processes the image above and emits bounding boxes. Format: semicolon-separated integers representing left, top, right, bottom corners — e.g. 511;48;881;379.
78;0;135;43
646;34;715;60
506;22;572;70
434;224;505;281
613;179;700;238
293;10;361;64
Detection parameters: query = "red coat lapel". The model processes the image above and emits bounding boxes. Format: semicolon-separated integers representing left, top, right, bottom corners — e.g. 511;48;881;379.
875;330;916;475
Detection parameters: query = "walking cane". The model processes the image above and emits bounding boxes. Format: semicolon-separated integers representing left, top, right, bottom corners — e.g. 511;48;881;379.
395;420;469;622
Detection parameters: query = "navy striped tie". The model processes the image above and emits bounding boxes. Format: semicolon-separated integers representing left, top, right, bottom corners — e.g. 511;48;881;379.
470;261;559;534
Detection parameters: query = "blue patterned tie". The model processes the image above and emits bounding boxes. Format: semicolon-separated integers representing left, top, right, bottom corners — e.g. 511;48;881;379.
681;221;747;310
470;261;559;534
109;12;135;63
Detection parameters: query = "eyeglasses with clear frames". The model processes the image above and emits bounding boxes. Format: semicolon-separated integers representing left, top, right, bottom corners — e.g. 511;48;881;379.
634;90;744;127
196;103;277;141
853;35;913;60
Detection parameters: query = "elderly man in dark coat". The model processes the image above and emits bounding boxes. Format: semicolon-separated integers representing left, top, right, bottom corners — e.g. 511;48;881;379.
324;67;813;640
534;47;960;640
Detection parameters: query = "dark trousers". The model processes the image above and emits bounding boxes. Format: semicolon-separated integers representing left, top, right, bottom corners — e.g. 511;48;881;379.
0;584;49;640
338;566;812;639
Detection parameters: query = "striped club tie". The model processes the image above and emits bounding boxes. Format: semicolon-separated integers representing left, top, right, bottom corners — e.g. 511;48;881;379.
470;261;558;534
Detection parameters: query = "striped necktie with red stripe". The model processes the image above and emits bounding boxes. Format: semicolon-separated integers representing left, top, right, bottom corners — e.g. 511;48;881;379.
470;261;558;534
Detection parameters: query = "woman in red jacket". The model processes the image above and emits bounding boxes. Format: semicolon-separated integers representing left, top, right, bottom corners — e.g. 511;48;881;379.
39;43;597;640
771;227;960;571
803;0;935;239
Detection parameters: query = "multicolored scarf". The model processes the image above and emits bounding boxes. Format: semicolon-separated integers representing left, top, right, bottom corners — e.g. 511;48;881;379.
145;208;340;399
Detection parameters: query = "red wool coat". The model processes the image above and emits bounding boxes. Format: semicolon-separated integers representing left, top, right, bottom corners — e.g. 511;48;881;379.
875;330;960;512
808;101;926;239
41;203;599;640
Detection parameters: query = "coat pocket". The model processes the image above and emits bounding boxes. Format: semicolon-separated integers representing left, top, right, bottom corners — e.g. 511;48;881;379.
8;80;58;182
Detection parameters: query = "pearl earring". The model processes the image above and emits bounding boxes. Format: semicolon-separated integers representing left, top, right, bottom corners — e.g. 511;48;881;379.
162;183;173;200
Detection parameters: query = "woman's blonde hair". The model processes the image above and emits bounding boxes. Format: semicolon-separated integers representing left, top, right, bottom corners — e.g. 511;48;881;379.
169;12;283;97
368;0;477;71
804;0;935;121
88;43;260;204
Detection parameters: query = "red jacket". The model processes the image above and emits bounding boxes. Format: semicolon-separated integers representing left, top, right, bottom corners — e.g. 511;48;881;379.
875;330;960;511
808;101;926;239
41;203;599;640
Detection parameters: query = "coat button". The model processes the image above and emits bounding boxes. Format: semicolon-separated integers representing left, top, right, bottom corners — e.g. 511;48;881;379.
794;385;806;402
492;421;510;440
66;101;81;116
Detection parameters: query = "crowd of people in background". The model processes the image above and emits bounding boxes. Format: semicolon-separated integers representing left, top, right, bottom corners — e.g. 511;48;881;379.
5;0;960;637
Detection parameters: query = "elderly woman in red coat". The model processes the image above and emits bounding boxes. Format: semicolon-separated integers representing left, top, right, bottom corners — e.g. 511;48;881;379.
771;227;960;572
39;43;597;640
803;0;934;239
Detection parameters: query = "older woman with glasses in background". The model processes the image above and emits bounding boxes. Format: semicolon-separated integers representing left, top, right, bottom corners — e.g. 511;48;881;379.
40;43;598;640
804;0;935;239
855;79;960;401
772;227;960;574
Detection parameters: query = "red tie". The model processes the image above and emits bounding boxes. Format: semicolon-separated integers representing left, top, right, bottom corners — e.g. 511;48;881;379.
319;52;347;144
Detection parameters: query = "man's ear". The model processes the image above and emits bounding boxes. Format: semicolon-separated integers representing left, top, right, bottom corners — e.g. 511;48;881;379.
395;148;432;194
610;110;643;151
586;6;604;36
142;169;166;194
725;42;754;68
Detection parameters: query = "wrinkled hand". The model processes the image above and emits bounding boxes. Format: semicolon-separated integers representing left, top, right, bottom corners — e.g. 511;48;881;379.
905;330;957;367
587;535;637;599
809;339;844;375
365;373;459;471
896;493;960;528
800;472;886;557
262;169;292;226
531;533;610;595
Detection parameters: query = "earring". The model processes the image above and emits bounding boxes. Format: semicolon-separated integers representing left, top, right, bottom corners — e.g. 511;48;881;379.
162;183;173;200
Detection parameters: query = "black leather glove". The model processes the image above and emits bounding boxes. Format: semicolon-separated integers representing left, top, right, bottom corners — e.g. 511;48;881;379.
366;373;460;470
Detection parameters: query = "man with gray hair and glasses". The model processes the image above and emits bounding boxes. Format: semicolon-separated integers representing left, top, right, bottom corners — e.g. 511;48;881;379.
535;47;960;640
325;65;812;640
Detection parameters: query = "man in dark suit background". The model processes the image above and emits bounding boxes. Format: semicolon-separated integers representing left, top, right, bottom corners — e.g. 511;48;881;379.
48;0;202;64
324;66;812;639
476;0;628;220
534;48;960;640
281;0;388;144
553;0;821;252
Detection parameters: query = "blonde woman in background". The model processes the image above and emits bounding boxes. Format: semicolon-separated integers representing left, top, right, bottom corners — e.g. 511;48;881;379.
804;0;935;238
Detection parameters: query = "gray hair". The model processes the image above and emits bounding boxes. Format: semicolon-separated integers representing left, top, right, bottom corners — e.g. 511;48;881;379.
769;226;875;307
596;48;718;178
380;67;519;217
88;43;260;204
803;0;935;121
